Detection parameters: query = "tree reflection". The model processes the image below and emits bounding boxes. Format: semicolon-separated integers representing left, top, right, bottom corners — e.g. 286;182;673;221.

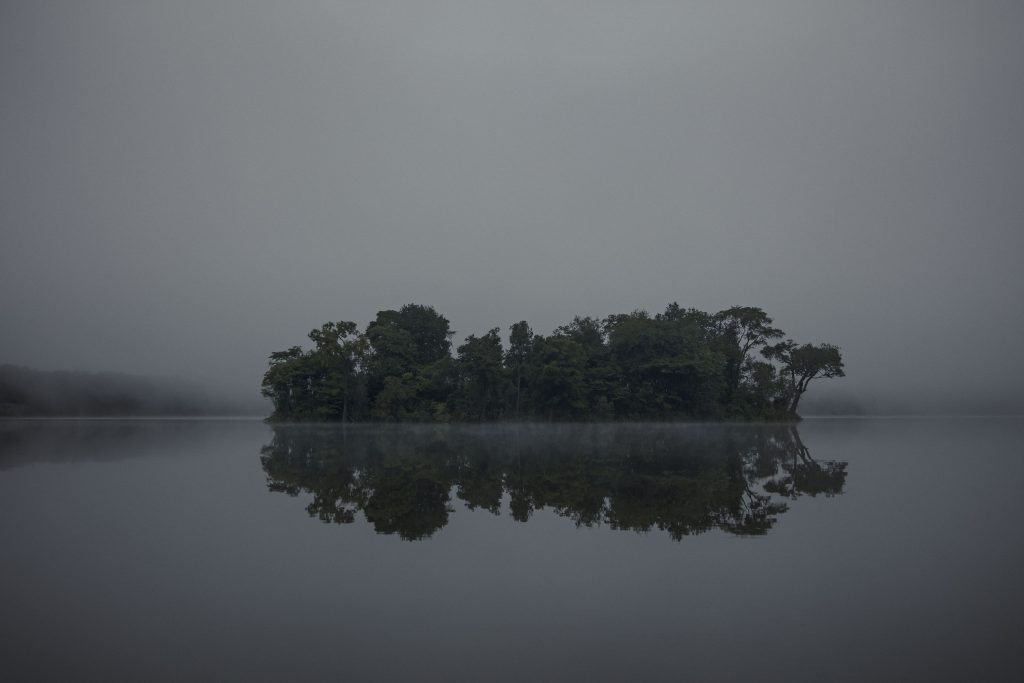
260;424;847;541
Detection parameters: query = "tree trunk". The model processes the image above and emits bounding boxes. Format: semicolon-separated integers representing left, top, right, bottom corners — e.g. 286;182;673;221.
515;369;522;418
789;388;804;416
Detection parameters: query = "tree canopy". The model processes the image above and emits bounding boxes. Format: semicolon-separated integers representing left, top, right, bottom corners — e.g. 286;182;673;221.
261;302;844;421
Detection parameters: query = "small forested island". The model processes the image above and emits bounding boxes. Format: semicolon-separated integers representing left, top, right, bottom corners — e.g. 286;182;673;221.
261;303;844;422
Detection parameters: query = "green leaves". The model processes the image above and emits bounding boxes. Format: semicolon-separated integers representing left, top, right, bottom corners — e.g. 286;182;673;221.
262;302;845;421
764;341;845;414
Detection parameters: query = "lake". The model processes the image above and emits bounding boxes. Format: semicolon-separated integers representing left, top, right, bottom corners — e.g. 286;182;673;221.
1;418;1022;682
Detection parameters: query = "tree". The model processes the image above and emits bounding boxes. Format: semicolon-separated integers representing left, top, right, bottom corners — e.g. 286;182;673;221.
262;301;846;422
715;306;784;362
261;346;307;419
715;306;784;403
307;321;365;421
764;341;845;416
506;321;533;418
364;305;454;420
605;307;727;417
554;316;605;356
524;336;587;419
553;316;614;417
395;303;453;365
365;310;418;382
454;328;508;420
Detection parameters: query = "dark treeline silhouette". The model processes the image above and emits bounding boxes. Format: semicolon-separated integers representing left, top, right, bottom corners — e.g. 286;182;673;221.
0;365;253;417
260;424;847;541
262;303;844;421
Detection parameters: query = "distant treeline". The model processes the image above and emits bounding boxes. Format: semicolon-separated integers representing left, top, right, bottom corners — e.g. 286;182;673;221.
262;303;844;422
0;365;241;417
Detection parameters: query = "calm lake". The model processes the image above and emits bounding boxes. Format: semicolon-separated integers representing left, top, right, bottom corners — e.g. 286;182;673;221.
1;418;1022;682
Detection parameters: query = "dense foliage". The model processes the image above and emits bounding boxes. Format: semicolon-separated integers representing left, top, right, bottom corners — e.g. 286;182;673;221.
261;303;844;422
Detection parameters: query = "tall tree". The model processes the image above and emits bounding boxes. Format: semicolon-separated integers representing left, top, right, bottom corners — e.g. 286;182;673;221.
364;305;454;419
715;306;784;403
455;328;508;420
524;336;587;420
261;346;307;419
506;321;533;418
307;321;365;421
715;306;784;362
395;303;453;365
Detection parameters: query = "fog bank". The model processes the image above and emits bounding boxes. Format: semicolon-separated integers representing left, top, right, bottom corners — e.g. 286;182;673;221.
2;1;1022;411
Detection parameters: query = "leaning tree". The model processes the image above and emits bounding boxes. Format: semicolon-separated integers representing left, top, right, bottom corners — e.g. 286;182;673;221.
763;341;845;416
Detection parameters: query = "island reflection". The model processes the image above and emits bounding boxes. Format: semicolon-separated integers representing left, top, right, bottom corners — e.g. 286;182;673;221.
260;424;847;541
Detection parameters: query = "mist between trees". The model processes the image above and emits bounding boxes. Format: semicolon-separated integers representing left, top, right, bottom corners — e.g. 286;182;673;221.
262;303;844;422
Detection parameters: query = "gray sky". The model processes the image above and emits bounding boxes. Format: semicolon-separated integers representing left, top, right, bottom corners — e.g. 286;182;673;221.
2;0;1022;408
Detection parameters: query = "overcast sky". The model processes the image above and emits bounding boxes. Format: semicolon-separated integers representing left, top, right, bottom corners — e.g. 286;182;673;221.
2;1;1022;408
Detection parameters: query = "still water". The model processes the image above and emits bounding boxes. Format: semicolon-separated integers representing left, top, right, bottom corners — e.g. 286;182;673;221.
1;418;1021;682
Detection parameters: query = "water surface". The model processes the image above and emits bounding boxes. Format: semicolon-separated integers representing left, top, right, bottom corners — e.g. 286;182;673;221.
1;418;1021;681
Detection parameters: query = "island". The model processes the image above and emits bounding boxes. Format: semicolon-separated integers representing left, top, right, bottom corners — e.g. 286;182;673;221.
261;303;844;422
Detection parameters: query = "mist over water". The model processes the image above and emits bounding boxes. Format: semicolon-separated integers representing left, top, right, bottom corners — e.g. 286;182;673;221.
2;1;1023;412
0;365;265;417
1;418;1023;681
3;3;1023;680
